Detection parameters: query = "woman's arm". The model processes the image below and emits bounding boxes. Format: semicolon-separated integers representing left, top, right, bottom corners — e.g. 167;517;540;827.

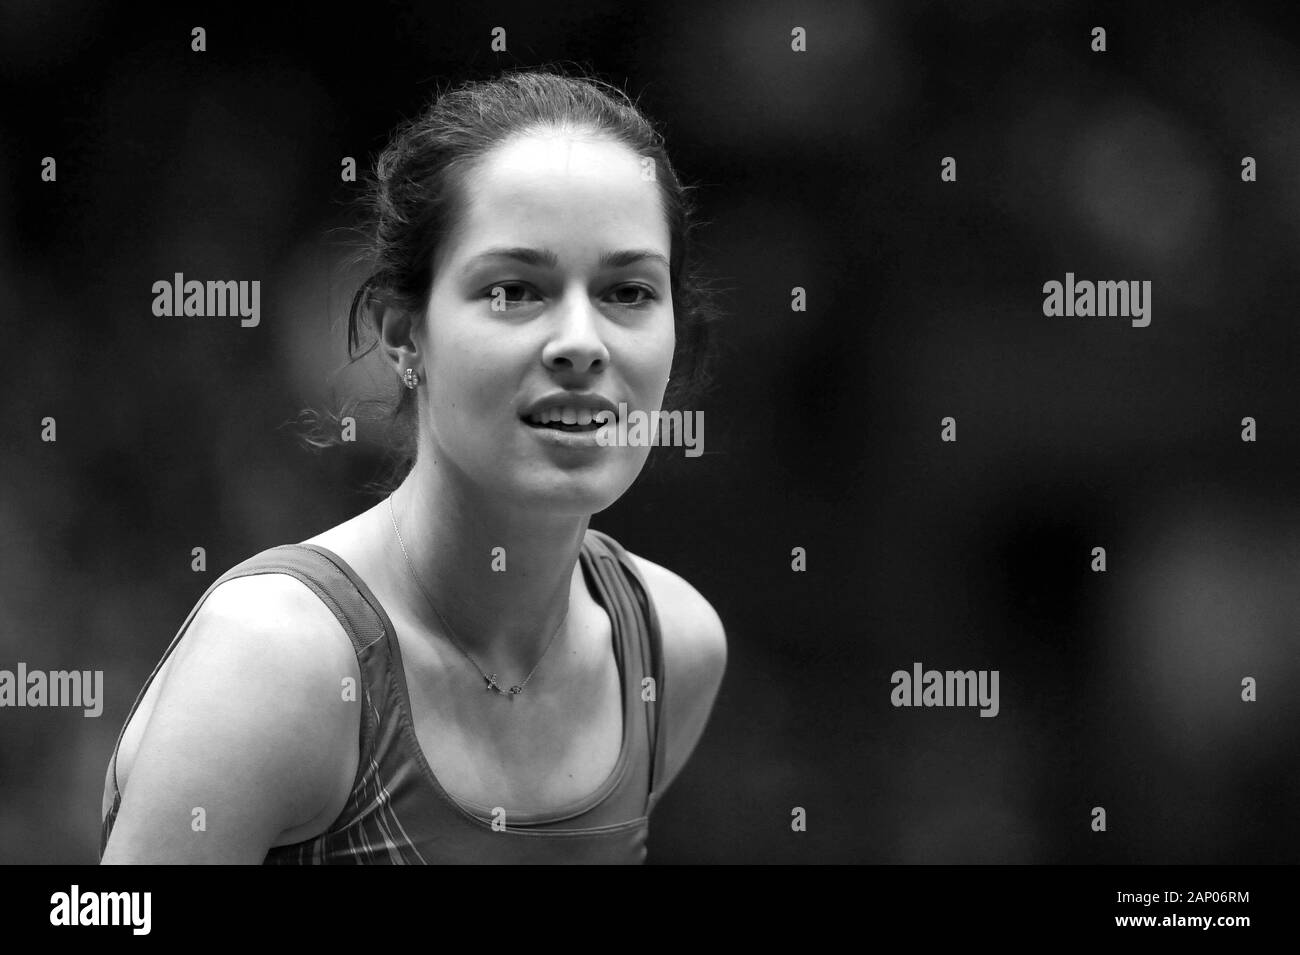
101;574;360;864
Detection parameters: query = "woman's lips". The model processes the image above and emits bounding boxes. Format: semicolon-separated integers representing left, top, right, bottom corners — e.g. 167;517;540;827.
519;413;615;448
524;418;604;432
520;407;618;431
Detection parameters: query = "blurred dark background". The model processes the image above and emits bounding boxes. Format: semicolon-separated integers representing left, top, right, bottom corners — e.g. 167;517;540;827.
3;0;1298;863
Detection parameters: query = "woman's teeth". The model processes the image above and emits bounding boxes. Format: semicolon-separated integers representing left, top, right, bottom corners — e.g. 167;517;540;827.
526;407;605;431
529;407;593;425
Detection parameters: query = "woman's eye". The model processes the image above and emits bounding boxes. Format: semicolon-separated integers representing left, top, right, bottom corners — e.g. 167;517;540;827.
486;283;540;307
611;285;656;307
484;283;656;308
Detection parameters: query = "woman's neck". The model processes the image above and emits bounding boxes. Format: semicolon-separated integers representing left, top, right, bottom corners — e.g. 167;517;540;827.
382;458;590;676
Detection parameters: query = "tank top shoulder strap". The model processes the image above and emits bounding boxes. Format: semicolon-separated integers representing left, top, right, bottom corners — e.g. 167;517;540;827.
244;544;390;655
582;528;669;810
226;543;389;789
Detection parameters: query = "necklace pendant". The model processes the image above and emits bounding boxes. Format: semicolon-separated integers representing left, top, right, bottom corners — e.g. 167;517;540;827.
484;674;502;693
509;685;523;697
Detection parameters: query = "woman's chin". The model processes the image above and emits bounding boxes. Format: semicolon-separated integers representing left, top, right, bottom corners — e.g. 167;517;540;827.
504;471;635;517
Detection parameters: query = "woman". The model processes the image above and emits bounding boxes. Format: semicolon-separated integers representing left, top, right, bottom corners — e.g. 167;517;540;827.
99;67;726;864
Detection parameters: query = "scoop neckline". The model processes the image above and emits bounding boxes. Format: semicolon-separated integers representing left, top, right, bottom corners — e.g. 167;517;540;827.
298;536;633;827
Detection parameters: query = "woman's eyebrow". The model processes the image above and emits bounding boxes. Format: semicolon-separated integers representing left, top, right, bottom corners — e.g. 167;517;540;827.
464;247;669;271
598;249;670;271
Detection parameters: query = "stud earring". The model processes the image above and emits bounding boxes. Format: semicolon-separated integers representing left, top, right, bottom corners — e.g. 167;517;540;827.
403;368;420;389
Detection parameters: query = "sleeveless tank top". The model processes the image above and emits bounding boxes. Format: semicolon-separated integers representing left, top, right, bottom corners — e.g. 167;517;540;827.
99;528;667;864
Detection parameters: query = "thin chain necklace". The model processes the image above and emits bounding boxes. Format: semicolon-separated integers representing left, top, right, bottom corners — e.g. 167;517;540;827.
387;494;568;699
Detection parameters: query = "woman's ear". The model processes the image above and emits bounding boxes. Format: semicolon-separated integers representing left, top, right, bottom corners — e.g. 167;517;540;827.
377;300;420;376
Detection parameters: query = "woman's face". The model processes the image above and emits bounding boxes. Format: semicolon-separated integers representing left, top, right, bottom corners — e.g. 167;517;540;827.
415;131;676;516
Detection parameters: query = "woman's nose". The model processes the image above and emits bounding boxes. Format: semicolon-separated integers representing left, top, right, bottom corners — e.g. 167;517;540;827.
541;293;610;374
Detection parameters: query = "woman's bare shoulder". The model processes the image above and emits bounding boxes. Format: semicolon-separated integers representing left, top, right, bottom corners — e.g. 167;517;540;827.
102;570;361;863
623;552;726;654
166;570;361;689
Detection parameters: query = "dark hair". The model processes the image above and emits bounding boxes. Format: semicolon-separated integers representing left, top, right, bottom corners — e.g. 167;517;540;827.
297;64;721;494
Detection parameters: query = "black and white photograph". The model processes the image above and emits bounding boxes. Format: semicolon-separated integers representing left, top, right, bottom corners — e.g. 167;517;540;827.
1;0;1294;935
